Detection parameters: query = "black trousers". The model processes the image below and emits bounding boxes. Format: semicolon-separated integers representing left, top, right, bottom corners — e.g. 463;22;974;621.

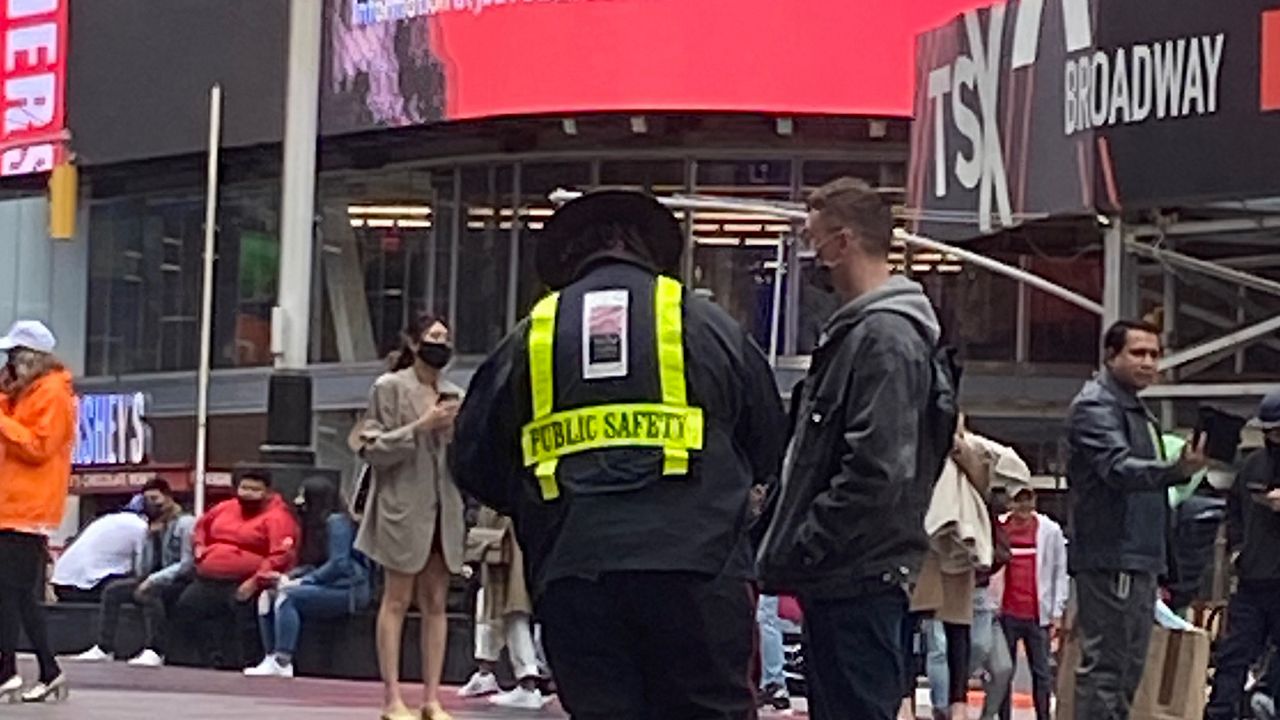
98;577;189;656
943;621;972;705
174;577;259;668
1073;569;1157;720
1206;583;1280;720
538;571;756;720
999;616;1053;720
0;531;60;683
802;585;910;720
54;574;131;604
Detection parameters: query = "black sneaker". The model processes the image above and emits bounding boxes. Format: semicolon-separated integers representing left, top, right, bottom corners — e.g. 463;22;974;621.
760;683;791;711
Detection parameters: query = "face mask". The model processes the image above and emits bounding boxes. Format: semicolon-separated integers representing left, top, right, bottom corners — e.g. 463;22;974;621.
238;496;264;514
810;264;835;294
143;501;166;520
417;342;452;369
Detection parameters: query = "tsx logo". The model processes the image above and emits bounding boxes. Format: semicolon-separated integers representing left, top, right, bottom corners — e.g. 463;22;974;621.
924;0;1227;233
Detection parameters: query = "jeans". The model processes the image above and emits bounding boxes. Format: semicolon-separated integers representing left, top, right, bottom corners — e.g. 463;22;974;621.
1205;584;1280;720
926;589;1008;713
757;595;786;689
802;585;909;720
1000;616;1053;720
1073;569;1157;720
98;577;188;656
257;584;353;659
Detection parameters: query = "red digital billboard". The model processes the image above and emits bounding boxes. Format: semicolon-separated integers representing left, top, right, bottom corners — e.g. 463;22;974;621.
0;0;68;176
322;0;989;134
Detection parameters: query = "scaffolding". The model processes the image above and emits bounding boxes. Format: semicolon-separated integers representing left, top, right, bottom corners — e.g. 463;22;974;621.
550;189;1280;409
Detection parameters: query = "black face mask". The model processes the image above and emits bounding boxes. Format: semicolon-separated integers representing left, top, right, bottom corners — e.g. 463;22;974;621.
810;264;835;294
238;497;264;514
417;342;452;369
143;501;166;520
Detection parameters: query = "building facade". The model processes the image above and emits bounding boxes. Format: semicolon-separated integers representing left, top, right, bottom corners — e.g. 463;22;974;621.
8;0;1124;498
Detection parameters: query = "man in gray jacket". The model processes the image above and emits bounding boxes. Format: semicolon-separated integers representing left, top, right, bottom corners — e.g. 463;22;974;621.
74;479;196;668
1066;320;1206;719
757;177;953;720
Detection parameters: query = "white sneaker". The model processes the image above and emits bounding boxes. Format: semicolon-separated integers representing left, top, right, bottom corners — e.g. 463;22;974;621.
71;645;113;662
490;686;547;710
243;655;294;678
126;649;164;668
457;671;500;698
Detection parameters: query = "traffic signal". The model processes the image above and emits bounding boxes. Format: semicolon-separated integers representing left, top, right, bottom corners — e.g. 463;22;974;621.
49;161;77;240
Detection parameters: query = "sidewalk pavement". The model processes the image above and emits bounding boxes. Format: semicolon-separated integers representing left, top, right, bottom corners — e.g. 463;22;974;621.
12;656;1042;718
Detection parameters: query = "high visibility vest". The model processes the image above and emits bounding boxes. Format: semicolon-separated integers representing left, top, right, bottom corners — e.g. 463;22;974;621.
522;275;705;501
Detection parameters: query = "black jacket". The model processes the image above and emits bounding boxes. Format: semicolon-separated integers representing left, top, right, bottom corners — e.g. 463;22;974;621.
756;276;940;598
1228;445;1280;587
452;260;786;598
1065;371;1189;576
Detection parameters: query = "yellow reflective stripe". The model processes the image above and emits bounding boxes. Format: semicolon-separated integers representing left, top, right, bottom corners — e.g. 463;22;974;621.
536;460;559;501
521;403;705;467
655;276;686;405
654;276;689;475
529;293;560;419
528;293;561;500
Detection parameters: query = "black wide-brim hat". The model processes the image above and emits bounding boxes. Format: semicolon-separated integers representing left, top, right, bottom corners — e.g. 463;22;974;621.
536;190;683;290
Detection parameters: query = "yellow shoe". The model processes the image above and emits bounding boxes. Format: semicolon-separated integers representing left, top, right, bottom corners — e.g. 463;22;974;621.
379;705;417;720
421;702;454;720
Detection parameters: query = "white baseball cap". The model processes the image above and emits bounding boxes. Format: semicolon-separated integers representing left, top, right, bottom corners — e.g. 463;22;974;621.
0;320;57;354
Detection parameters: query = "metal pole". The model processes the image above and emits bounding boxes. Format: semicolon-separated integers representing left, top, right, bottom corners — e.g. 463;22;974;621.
1161;243;1177;428
547;189;1106;317
1103;220;1125;329
768;238;784;366
1158;314;1280;372
900;229;1104;316
1015;255;1030;363
194;84;223;517
276;0;323;370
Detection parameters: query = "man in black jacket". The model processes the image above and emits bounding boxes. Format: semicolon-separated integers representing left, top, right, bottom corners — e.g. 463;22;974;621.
1205;391;1280;720
756;177;946;720
453;191;785;719
1066;319;1206;720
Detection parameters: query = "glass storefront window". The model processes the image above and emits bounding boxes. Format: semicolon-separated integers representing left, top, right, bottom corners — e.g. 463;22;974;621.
515;162;592;317
454;165;514;355
315;169;435;364
85;183;279;376
921;256;1018;363
85;149;1095;379
691;159;793;352
1027;254;1101;364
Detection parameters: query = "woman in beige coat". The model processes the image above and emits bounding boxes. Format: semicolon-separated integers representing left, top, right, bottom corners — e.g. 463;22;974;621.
355;313;466;720
458;507;544;709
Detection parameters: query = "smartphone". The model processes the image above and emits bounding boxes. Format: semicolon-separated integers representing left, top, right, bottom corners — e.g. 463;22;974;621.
438;391;460;403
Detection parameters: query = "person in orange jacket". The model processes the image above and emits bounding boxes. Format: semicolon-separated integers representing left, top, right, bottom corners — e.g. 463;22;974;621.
0;321;77;704
174;471;300;668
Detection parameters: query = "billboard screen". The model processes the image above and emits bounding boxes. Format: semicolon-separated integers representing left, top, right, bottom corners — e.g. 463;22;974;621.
1;0;68;176
906;0;1280;240
321;0;989;135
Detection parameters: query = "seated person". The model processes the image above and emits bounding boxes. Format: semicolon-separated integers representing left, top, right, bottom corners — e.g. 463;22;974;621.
74;479;196;667
244;476;371;678
175;472;299;668
52;497;148;603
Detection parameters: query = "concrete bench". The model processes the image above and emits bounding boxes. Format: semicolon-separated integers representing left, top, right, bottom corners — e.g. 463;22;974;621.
25;583;481;684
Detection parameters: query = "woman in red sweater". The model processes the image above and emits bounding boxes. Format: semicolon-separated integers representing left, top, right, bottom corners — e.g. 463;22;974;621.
174;471;300;668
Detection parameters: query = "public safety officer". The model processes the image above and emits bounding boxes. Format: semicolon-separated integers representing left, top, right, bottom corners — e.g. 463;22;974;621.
453;190;786;719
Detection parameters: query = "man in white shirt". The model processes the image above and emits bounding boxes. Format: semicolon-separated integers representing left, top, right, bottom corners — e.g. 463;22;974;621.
52;499;148;603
